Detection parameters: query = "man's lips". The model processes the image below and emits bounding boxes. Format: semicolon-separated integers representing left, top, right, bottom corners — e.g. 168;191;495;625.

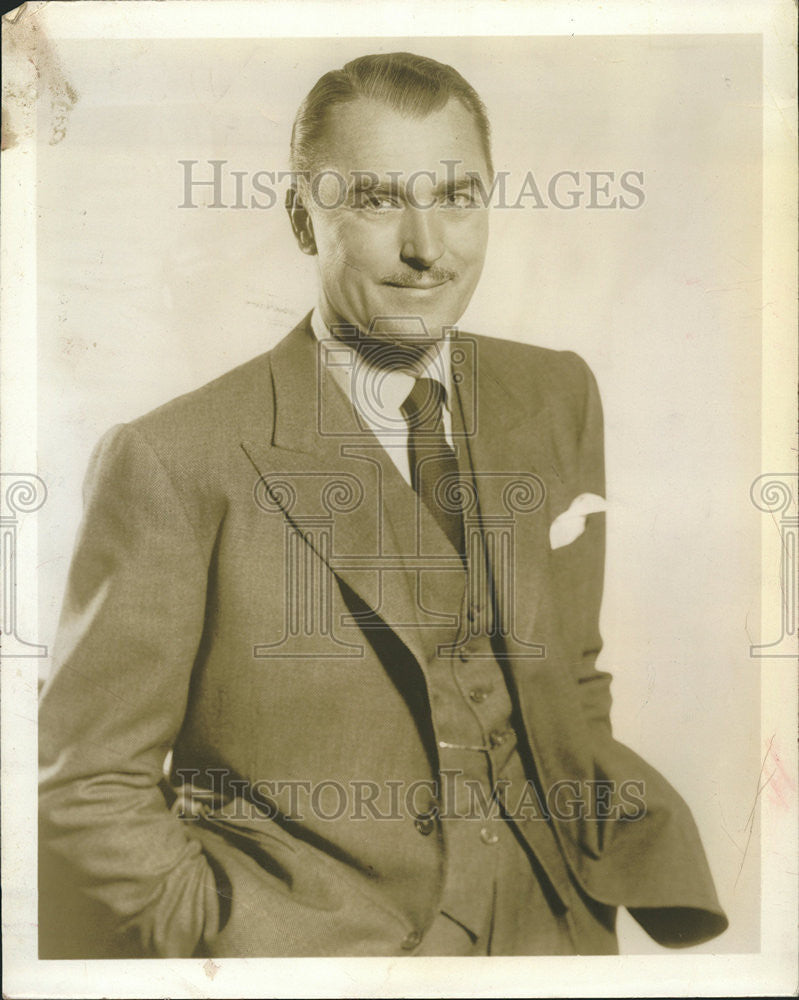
382;271;456;290
384;280;449;290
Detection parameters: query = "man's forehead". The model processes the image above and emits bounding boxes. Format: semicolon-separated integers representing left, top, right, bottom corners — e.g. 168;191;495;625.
315;95;489;178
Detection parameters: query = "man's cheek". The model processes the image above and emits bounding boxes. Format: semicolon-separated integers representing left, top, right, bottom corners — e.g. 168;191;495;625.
312;208;350;255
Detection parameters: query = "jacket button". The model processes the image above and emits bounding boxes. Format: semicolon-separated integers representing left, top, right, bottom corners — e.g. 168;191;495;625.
401;929;422;950
414;814;435;836
458;646;472;662
490;727;513;747
469;687;489;703
467;603;481;623
480;826;500;845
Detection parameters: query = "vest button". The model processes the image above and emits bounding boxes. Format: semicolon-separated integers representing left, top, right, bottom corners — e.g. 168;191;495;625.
401;929;422;951
489;728;509;747
480;826;500;845
458;646;472;662
469;687;489;703
467;603;481;623
414;814;435;836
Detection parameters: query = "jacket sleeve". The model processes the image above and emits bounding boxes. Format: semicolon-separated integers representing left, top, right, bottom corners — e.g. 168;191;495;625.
550;351;614;739
39;423;222;957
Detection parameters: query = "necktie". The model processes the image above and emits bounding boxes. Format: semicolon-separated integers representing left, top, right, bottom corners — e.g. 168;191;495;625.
400;377;465;557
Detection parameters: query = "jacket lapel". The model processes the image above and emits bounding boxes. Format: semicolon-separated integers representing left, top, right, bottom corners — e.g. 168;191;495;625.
241;316;455;673
451;333;555;653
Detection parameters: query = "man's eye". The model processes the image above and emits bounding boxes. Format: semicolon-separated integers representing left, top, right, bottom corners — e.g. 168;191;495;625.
357;193;400;211
443;191;477;209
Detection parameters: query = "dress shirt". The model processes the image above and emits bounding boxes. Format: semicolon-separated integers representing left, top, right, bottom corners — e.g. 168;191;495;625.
310;308;454;486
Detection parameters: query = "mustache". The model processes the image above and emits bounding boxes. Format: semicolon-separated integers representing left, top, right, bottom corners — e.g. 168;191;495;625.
381;267;457;286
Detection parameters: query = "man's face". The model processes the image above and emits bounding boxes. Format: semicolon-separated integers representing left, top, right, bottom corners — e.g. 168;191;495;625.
295;96;491;346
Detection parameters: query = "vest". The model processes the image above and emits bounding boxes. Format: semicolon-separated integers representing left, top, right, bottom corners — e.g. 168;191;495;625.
371;369;575;939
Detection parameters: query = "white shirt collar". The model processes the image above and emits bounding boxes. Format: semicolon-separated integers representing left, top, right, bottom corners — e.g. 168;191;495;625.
308;308;456;478
309;307;453;417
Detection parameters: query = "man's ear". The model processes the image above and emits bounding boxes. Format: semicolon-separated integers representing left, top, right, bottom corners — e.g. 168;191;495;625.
285;187;317;256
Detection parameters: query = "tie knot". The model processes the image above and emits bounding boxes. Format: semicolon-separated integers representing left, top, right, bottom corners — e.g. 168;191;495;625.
400;377;446;430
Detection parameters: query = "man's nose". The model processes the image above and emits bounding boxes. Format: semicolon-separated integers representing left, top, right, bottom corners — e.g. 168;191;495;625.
400;207;444;269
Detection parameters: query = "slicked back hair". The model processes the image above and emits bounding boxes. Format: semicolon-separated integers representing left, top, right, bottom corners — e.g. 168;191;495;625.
290;52;493;181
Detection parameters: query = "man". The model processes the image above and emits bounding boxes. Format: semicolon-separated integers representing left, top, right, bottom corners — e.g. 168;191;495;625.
39;52;727;957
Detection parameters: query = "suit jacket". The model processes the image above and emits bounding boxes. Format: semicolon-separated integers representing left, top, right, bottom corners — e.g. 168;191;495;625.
38;313;728;957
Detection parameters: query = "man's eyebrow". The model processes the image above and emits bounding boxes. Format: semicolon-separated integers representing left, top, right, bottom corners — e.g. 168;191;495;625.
433;177;479;194
347;175;479;196
348;175;401;194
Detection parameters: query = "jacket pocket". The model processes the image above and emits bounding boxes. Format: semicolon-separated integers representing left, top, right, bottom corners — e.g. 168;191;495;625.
180;794;418;956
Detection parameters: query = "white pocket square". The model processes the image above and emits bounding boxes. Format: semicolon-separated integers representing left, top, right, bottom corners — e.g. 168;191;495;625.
549;493;607;549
